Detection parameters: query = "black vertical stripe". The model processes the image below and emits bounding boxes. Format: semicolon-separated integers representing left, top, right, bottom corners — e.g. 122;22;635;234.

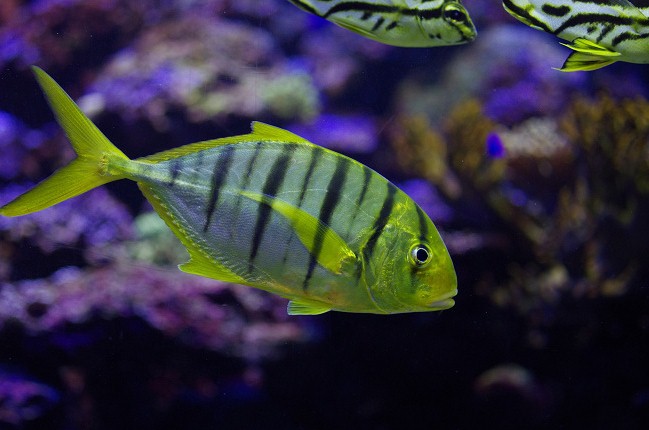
168;158;182;187
203;145;234;232
363;183;397;261
303;155;351;290
249;144;297;270
372;16;385;31
233;141;263;213
356;166;372;209
345;164;372;239
280;146;322;267
415;205;429;242
243;141;263;189
297;146;322;206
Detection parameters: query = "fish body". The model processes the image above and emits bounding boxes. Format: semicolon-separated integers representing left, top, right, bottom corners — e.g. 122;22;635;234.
503;0;649;71
287;0;476;47
0;68;457;316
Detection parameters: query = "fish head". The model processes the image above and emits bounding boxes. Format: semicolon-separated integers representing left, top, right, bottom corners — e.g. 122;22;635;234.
416;1;477;45
365;195;457;314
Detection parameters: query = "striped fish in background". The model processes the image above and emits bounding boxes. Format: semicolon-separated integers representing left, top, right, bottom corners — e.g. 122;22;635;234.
0;68;457;316
287;0;476;47
503;0;649;71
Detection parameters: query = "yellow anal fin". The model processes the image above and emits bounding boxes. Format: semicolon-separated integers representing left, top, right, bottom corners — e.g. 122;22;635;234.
138;183;247;285
239;191;356;274
560;38;621;57
178;256;247;285
555;38;620;72
287;299;331;316
557;52;618;72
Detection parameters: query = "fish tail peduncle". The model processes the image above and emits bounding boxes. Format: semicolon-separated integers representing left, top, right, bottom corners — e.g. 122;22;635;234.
0;67;131;217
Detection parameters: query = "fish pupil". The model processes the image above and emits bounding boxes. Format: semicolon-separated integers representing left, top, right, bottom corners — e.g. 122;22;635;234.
411;245;431;266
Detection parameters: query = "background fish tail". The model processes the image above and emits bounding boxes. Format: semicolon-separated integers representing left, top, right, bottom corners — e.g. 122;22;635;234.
0;67;130;217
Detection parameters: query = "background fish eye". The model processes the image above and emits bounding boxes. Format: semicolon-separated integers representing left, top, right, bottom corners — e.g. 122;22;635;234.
442;6;467;23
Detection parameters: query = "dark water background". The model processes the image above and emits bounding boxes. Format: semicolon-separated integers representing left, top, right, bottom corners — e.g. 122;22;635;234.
1;1;648;429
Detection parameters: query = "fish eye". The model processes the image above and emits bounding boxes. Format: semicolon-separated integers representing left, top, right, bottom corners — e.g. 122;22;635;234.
409;244;432;267
443;6;466;23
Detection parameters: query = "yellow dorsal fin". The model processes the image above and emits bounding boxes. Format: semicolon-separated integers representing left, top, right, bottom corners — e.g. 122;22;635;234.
138;122;312;164
239;191;356;274
251;121;313;144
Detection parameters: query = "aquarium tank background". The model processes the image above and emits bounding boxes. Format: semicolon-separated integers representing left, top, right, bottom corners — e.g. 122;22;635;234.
0;0;648;429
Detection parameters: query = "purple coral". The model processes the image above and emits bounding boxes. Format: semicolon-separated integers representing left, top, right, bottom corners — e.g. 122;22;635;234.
0;370;59;425
0;112;47;181
0;264;307;357
288;113;379;153
0;185;133;254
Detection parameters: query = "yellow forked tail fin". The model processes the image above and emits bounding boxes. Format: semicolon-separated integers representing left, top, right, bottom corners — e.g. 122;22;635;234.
0;67;130;217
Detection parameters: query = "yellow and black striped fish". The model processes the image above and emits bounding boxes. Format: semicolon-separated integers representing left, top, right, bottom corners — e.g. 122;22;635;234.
503;0;649;71
0;68;457;316
287;0;476;47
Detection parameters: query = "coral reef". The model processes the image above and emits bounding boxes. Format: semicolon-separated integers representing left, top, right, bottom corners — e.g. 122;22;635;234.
390;95;649;342
82;15;321;129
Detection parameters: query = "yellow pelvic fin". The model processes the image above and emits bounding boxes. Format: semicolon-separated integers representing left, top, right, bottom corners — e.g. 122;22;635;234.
140;121;313;164
138;183;248;285
287;299;331;316
0;67;130;217
239;191;357;274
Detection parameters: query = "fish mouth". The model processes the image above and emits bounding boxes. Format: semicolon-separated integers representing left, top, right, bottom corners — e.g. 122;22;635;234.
428;290;458;310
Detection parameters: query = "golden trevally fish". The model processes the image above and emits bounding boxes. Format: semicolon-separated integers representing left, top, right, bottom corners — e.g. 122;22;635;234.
503;0;649;71
287;0;476;47
0;68;457;316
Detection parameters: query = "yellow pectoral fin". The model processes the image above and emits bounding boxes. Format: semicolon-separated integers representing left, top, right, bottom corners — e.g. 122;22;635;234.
239;191;356;274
